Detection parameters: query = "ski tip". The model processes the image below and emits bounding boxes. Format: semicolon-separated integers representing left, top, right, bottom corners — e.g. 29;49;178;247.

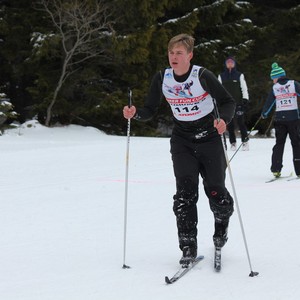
249;271;259;277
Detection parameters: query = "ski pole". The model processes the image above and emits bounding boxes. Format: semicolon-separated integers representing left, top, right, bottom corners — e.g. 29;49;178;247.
122;88;132;269
229;116;262;162
213;99;259;277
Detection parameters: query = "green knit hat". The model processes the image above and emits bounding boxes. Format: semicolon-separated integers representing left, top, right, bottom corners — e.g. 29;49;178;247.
270;62;286;79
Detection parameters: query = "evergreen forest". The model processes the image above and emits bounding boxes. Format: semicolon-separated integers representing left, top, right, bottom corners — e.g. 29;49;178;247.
0;0;299;136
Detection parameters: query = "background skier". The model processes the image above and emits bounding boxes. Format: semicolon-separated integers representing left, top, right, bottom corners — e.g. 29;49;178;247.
218;57;250;151
261;62;300;178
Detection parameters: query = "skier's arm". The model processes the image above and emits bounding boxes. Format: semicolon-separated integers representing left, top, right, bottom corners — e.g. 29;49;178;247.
200;69;235;124
217;74;222;84
240;73;249;101
123;72;163;120
294;81;300;117
134;72;163;121
261;90;276;118
295;81;300;96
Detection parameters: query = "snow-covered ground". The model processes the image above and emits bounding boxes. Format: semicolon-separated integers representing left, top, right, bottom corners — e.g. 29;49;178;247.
1;121;299;300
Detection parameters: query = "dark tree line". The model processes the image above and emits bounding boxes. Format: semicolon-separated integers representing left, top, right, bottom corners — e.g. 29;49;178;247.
0;0;299;135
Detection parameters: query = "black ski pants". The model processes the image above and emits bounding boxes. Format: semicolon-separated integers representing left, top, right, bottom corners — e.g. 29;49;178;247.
227;106;248;144
170;132;234;251
271;120;300;175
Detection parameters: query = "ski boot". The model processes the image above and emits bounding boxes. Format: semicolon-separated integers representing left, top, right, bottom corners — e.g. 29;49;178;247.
242;141;249;151
179;246;197;268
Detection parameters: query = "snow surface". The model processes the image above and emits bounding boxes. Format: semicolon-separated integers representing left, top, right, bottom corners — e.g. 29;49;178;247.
1;121;300;300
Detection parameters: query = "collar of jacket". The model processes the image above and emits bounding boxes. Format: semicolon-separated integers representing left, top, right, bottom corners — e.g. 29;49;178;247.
276;76;289;84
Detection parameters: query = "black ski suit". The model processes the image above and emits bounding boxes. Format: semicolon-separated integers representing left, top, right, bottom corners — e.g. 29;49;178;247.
134;65;235;252
218;67;249;144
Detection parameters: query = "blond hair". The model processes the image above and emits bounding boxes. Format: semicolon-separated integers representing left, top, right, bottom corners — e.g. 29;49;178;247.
168;34;195;53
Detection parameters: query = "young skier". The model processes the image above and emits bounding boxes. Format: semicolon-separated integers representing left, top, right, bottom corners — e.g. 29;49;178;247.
261;62;300;178
218;57;250;151
123;34;235;267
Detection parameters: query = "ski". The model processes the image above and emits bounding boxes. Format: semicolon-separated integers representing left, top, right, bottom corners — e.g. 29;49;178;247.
287;177;300;181
165;255;204;284
265;172;293;183
214;247;222;272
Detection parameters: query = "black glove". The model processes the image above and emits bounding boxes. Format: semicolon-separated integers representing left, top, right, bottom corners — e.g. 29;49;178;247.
235;105;244;116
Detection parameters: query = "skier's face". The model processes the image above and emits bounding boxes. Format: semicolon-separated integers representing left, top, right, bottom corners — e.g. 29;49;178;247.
226;59;235;70
168;45;193;75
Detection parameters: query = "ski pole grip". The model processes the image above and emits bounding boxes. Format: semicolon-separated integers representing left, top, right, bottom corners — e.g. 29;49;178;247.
128;88;132;108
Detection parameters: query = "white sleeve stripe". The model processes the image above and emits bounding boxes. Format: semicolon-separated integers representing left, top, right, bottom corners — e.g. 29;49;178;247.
240;73;249;100
218;74;222;84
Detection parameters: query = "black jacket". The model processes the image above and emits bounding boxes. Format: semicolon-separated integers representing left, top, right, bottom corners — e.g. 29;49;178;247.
134;65;235;136
218;67;249;105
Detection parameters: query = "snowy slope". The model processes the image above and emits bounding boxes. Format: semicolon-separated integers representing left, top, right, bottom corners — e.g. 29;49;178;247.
0;121;299;300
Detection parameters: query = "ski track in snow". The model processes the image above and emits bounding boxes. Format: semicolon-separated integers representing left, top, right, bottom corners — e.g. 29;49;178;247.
0;122;299;300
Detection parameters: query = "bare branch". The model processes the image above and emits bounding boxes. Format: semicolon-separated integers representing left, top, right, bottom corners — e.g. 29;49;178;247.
34;0;114;126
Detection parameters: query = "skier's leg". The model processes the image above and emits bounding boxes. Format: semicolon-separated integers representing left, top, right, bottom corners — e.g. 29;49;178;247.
227;118;236;145
287;120;300;176
209;190;233;248
197;136;234;248
237;114;248;143
271;122;288;173
173;176;199;252
171;136;199;258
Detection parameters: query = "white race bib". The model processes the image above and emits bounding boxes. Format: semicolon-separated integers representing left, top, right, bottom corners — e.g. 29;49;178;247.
273;80;298;112
162;66;214;121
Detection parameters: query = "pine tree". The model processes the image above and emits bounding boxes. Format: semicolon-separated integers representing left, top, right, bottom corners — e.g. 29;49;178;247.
0;0;43;122
1;1;298;136
111;0;256;135
0;93;18;133
243;0;300;134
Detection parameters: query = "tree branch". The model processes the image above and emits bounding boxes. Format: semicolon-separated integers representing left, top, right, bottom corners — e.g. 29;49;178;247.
35;0;113;126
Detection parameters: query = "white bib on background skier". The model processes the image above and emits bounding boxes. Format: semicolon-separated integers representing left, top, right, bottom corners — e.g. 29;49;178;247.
273;80;298;112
